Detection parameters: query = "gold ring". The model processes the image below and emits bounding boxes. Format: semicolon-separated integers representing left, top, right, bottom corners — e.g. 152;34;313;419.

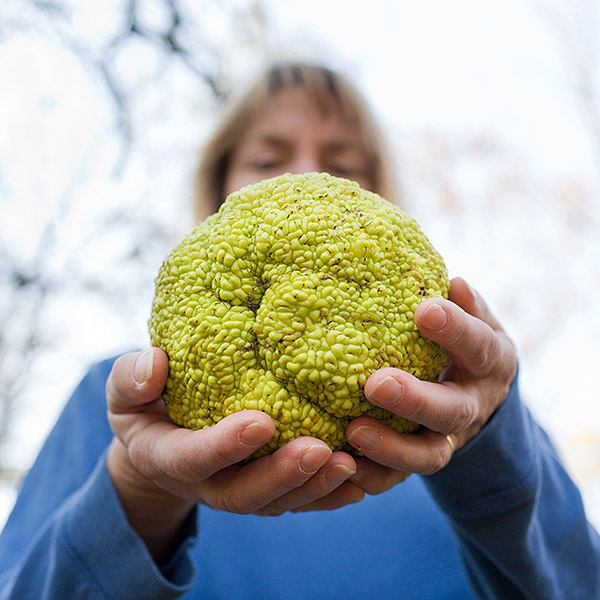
445;435;454;454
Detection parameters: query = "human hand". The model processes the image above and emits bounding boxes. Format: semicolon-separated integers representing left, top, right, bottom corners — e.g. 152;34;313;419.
105;349;362;561
345;277;517;488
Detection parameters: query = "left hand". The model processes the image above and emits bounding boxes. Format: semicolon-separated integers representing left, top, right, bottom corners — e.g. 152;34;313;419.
345;276;517;494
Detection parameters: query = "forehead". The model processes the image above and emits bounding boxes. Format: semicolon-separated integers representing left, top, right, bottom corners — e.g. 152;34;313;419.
245;87;360;141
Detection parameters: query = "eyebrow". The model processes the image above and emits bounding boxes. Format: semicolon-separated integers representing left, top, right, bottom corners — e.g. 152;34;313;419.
255;134;363;153
254;135;289;148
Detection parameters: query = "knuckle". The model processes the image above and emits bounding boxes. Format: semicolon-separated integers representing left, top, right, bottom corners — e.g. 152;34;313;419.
299;483;330;504
445;310;508;379
213;441;246;469
406;388;431;423
276;469;309;494
458;331;490;372
220;499;251;515
446;398;476;433
498;337;518;381
127;441;159;481
105;371;120;409
165;452;201;485
424;444;450;475
443;322;468;357
218;490;265;515
465;328;497;373
165;434;230;484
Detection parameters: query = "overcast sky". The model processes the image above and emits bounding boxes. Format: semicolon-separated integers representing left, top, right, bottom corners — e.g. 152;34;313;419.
1;0;599;526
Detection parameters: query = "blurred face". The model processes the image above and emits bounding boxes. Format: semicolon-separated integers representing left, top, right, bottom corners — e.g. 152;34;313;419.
223;87;374;197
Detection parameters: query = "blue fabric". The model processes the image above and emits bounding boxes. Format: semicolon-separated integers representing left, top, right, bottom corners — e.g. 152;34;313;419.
0;356;599;599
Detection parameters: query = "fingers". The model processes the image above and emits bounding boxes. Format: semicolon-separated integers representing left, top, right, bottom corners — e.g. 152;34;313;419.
105;278;514;519
415;298;504;380
356;367;472;474
158;429;360;515
349;456;411;494
106;349;276;489
291;480;365;513
192;436;363;515
349;277;518;478
106;349;174;461
447;276;503;330
200;438;330;511
346;419;453;475
152;413;280;486
106;350;360;515
243;450;361;516
414;278;516;384
364;367;476;434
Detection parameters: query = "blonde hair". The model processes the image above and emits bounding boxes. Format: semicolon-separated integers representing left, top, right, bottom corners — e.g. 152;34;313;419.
194;62;398;221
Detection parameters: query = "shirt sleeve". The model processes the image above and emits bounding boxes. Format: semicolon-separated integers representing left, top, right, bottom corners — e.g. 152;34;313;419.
423;371;600;600
0;359;197;600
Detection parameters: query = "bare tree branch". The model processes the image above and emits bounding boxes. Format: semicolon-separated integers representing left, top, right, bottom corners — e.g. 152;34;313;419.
0;0;271;479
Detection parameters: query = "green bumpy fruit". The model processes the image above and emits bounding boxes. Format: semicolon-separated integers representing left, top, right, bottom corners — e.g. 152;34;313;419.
148;172;449;458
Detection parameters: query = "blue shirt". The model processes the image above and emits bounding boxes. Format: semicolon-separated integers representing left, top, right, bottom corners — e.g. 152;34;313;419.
0;356;599;599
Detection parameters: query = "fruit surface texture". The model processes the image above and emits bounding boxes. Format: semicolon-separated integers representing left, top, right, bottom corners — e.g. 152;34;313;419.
148;172;449;456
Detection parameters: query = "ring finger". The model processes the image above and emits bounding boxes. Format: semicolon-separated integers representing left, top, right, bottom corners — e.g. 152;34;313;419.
346;420;453;475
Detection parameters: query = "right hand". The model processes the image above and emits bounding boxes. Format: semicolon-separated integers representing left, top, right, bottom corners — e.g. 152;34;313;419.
105;348;362;562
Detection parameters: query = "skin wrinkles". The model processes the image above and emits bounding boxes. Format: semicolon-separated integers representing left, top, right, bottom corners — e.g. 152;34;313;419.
224;88;374;196
105;85;518;564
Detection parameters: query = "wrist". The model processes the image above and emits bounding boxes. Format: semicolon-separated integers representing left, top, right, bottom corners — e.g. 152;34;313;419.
107;437;196;564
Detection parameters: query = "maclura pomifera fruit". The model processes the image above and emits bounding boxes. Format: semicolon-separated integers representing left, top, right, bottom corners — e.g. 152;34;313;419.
148;172;449;458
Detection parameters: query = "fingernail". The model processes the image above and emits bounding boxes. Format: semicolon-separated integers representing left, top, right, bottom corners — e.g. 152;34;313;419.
366;376;404;406
421;302;448;331
134;349;154;384
239;422;273;447
299;444;332;475
325;464;355;486
347;426;382;451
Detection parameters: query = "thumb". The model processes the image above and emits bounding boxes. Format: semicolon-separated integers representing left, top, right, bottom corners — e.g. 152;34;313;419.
106;348;169;414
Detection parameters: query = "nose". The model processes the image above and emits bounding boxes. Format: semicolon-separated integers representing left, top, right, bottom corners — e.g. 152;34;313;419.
288;154;321;175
